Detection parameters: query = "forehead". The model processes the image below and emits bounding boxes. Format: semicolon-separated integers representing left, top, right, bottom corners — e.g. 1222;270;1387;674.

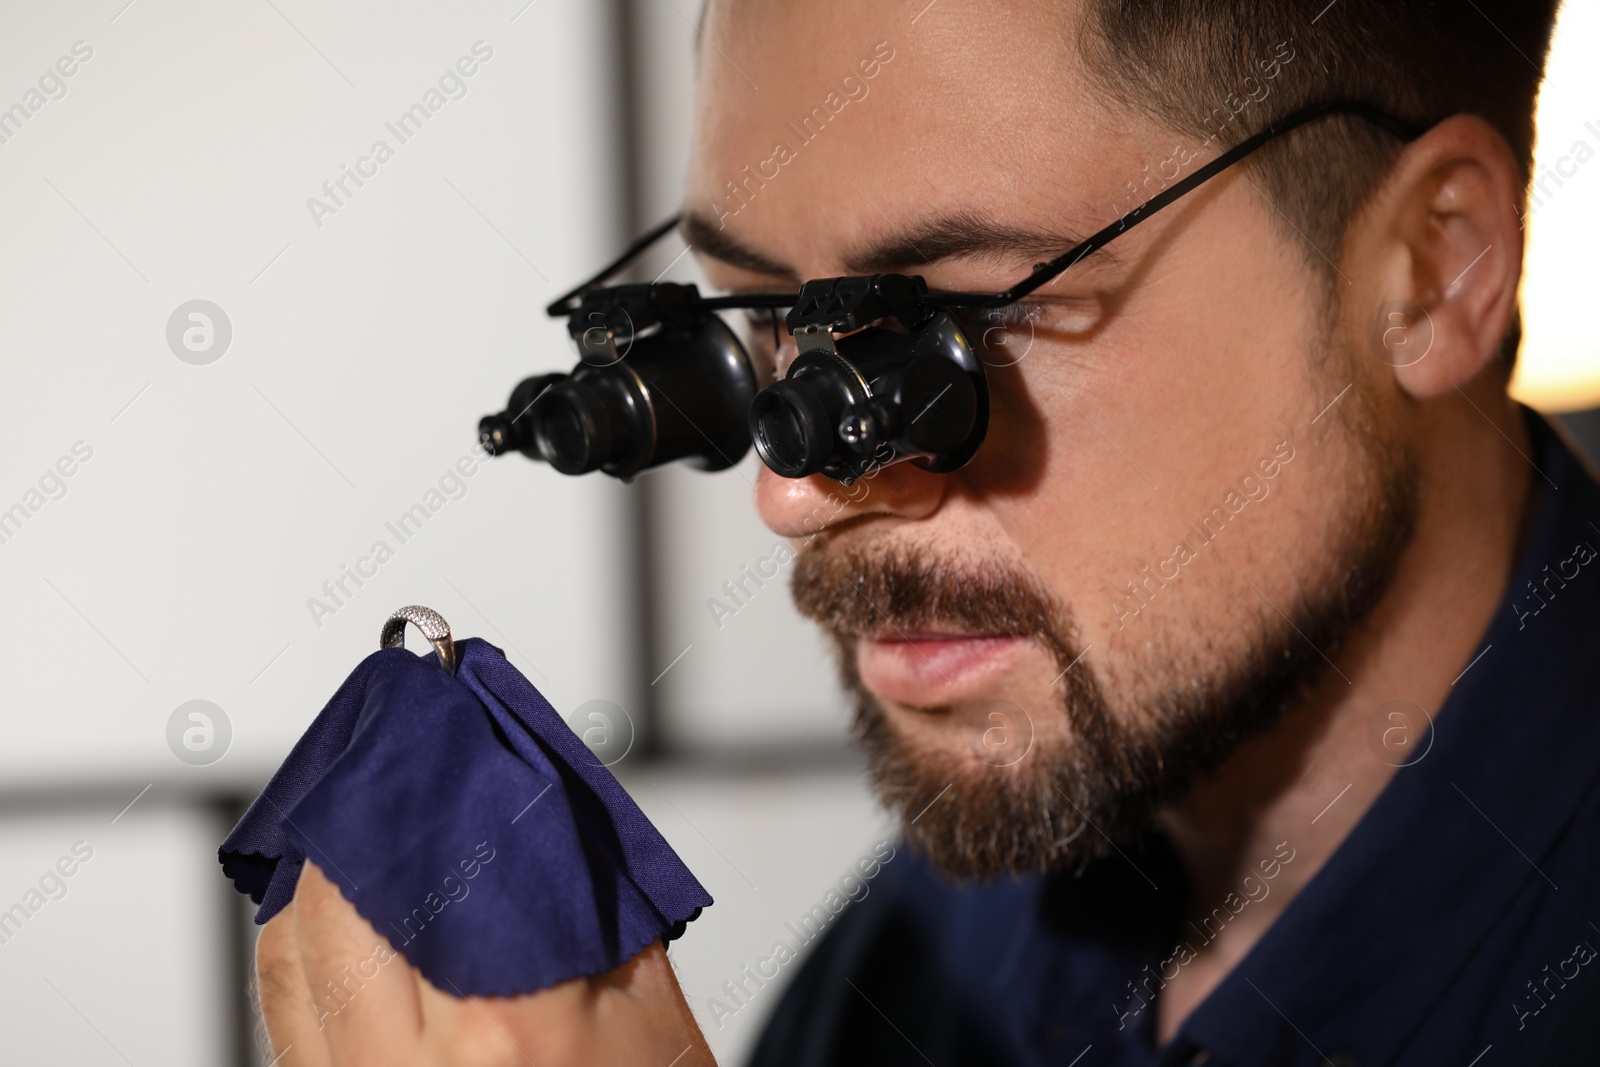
689;0;1153;273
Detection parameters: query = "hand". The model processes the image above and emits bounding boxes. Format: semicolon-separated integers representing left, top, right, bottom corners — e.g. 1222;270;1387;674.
256;860;715;1067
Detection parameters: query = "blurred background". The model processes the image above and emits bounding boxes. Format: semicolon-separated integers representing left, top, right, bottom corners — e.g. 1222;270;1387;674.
0;1;1593;1064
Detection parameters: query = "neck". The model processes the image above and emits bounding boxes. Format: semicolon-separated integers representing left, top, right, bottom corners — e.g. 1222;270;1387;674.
1152;375;1535;1042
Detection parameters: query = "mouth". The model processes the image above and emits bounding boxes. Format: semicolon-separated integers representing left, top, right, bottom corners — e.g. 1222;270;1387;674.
854;629;1029;707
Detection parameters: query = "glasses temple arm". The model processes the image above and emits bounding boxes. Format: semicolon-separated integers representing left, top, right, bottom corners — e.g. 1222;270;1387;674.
541;101;1429;321
545;213;684;317
926;99;1429;310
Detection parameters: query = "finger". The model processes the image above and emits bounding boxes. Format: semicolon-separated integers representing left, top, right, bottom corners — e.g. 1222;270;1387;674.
292;860;426;1064
415;960;585;1067
595;943;715;1066
255;901;333;1067
415;976;548;1067
414;940;714;1067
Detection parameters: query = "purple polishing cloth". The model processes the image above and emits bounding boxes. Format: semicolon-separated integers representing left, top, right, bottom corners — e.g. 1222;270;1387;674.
219;636;711;997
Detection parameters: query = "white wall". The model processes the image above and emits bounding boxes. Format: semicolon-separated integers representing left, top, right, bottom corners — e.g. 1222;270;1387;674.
0;3;629;1063
0;803;230;1065
0;1;631;781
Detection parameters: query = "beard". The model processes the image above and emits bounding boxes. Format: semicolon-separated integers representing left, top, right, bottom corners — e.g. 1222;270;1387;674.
789;379;1420;883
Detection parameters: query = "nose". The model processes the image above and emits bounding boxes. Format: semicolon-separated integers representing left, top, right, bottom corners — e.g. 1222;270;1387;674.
753;457;947;538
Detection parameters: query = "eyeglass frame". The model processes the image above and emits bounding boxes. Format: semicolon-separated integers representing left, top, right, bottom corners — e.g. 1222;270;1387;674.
545;98;1431;332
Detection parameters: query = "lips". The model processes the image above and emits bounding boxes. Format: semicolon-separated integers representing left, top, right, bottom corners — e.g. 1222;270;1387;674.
855;630;1028;707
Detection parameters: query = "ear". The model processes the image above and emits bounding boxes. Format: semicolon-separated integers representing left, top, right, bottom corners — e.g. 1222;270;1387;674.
1345;115;1525;399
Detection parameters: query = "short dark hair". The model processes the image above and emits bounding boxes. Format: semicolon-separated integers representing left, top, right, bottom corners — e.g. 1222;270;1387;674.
1079;0;1562;363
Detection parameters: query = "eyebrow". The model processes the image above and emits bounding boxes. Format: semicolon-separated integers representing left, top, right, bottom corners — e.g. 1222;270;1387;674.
681;212;799;282
680;207;1118;290
841;210;1114;277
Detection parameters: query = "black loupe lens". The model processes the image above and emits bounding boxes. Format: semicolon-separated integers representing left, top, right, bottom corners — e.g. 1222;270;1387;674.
534;382;611;475
750;380;830;478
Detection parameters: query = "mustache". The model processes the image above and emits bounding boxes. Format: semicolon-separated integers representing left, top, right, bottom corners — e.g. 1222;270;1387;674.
789;536;1075;648
793;534;1118;879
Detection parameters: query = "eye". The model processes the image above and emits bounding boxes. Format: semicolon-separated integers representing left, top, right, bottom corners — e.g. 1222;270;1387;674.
966;297;1107;346
971;303;1048;328
962;303;1051;368
738;309;792;384
968;303;1046;344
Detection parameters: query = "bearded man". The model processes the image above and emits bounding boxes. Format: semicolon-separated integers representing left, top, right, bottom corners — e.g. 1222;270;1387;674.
259;1;1597;1063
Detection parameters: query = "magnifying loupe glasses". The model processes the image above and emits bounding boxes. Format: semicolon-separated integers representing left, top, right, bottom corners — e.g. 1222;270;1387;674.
480;100;1426;485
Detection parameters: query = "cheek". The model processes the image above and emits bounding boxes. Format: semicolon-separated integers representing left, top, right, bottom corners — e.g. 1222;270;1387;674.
983;212;1326;660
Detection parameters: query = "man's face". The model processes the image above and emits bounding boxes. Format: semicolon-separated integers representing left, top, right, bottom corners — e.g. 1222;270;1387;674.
687;0;1418;878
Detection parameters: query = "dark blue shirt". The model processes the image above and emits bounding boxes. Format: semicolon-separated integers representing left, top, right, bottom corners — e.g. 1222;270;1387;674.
750;411;1600;1067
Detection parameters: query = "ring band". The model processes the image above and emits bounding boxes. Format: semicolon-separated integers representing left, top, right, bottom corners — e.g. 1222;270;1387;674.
380;605;457;675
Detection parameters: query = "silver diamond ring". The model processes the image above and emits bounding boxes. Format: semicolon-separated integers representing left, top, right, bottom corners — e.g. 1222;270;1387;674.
379;605;457;675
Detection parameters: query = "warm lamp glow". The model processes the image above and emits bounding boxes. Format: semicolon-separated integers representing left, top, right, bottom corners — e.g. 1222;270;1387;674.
1511;0;1600;412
